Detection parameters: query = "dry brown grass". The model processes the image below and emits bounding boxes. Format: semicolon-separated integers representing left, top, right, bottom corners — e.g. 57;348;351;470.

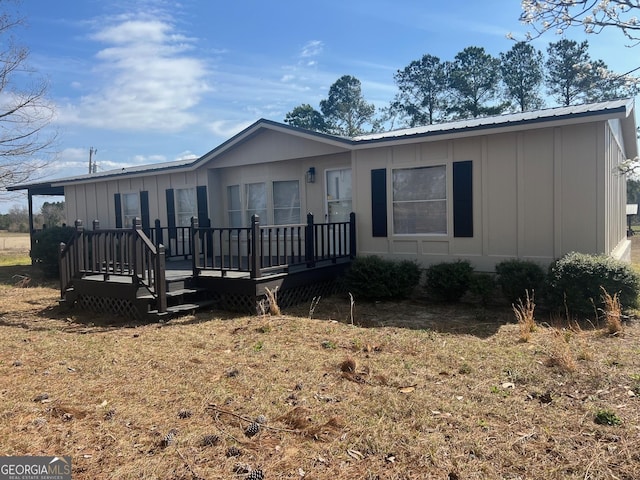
1;276;640;480
512;290;536;343
601;287;623;335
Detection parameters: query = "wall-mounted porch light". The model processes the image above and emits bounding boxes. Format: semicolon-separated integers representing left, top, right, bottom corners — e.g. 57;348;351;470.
306;167;316;183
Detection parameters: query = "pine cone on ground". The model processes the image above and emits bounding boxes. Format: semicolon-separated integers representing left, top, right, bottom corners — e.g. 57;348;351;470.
160;430;176;448
246;469;264;480
226;446;241;457
200;434;219;446
244;421;260;437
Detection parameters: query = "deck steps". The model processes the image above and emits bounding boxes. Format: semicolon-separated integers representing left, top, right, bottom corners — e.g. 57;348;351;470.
148;298;218;317
142;277;215;319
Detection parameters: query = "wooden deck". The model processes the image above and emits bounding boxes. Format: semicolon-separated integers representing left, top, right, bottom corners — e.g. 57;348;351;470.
59;214;356;319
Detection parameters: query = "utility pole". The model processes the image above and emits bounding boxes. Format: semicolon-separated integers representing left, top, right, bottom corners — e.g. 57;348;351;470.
89;147;97;174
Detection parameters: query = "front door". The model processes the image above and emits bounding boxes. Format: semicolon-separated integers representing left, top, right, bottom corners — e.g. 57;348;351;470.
325;168;352;222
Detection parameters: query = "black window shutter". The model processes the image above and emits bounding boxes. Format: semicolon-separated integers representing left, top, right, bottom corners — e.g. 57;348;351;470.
166;189;176;239
114;193;122;228
453;160;473;238
140;191;150;233
196;185;209;227
371;168;387;237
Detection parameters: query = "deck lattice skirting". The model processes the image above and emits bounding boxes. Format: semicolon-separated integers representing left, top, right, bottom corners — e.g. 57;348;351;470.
58;213;356;319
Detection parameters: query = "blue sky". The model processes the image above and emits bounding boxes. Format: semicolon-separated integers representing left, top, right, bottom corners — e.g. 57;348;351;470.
2;0;638;212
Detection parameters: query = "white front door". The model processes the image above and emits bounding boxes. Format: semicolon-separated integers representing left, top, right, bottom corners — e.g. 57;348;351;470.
325;168;352;223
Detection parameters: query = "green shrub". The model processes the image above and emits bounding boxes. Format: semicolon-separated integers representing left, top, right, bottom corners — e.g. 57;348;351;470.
344;255;421;300
470;272;497;306
31;226;76;277
425;260;474;302
495;259;546;305
546;252;640;316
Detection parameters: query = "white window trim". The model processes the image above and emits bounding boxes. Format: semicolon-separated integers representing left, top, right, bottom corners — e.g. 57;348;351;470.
175;186;197;228
324;167;353;223
121;191;140;228
391;163;449;237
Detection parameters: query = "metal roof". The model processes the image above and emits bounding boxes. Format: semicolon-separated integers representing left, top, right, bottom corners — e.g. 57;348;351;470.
7;99;636;191
353;99;634;142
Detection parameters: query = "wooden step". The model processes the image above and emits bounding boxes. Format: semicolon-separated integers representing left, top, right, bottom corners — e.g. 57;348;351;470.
137;288;202;300
147;298;217;317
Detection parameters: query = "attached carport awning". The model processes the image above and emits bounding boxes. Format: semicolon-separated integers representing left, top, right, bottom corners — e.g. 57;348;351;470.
7;181;65;196
6;181;65;257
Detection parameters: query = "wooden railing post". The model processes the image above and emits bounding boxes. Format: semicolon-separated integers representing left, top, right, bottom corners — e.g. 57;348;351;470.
191;217;200;276
250;214;261;278
91;220;100;271
59;242;67;299
154;219;163;247
305;212;315;268
133;217;142;276
156;244;167;314
74;219;84;273
349;212;357;259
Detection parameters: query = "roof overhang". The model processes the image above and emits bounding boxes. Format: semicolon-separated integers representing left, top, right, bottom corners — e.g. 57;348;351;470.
6;181;65;195
353;99;637;154
22;119;354;188
6;99;637;191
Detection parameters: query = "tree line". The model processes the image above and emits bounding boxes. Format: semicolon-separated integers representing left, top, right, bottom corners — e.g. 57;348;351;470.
0;202;65;232
285;39;638;136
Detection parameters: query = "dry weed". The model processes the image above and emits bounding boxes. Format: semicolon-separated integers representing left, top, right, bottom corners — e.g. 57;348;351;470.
545;329;577;373
512;290;536;342
308;296;321;319
601;287;622;335
265;286;281;316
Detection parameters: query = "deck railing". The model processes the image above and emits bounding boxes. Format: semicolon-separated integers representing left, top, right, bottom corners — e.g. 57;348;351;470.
192;212;356;278
59;218;167;313
149;220;192;260
59;213;356;309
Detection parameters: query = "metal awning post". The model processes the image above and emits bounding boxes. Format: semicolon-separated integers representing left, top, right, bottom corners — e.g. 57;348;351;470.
28;191;35;264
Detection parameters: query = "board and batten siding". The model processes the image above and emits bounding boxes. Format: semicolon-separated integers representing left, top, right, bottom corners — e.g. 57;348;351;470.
353;120;628;271
64;170;208;229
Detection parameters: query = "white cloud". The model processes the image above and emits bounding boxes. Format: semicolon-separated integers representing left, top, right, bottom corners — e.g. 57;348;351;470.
207;119;254;138
130;154;167;164
175;150;198;161
300;40;323;58
57;14;211;132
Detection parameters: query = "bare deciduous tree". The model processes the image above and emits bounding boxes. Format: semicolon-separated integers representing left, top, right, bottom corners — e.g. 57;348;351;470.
520;0;640;41
0;1;56;197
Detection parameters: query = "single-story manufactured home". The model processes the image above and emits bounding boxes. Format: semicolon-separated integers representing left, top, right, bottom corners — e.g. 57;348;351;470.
9;98;637;317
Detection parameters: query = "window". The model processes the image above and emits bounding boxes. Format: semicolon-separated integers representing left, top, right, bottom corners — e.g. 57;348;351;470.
326;169;352;222
273;180;300;224
246;182;267;224
393;165;447;234
175;188;196;227
227;185;242;228
122;193;139;227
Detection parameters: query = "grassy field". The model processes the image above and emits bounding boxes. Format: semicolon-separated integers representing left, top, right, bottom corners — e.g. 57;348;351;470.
0;243;639;479
0;230;30;251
